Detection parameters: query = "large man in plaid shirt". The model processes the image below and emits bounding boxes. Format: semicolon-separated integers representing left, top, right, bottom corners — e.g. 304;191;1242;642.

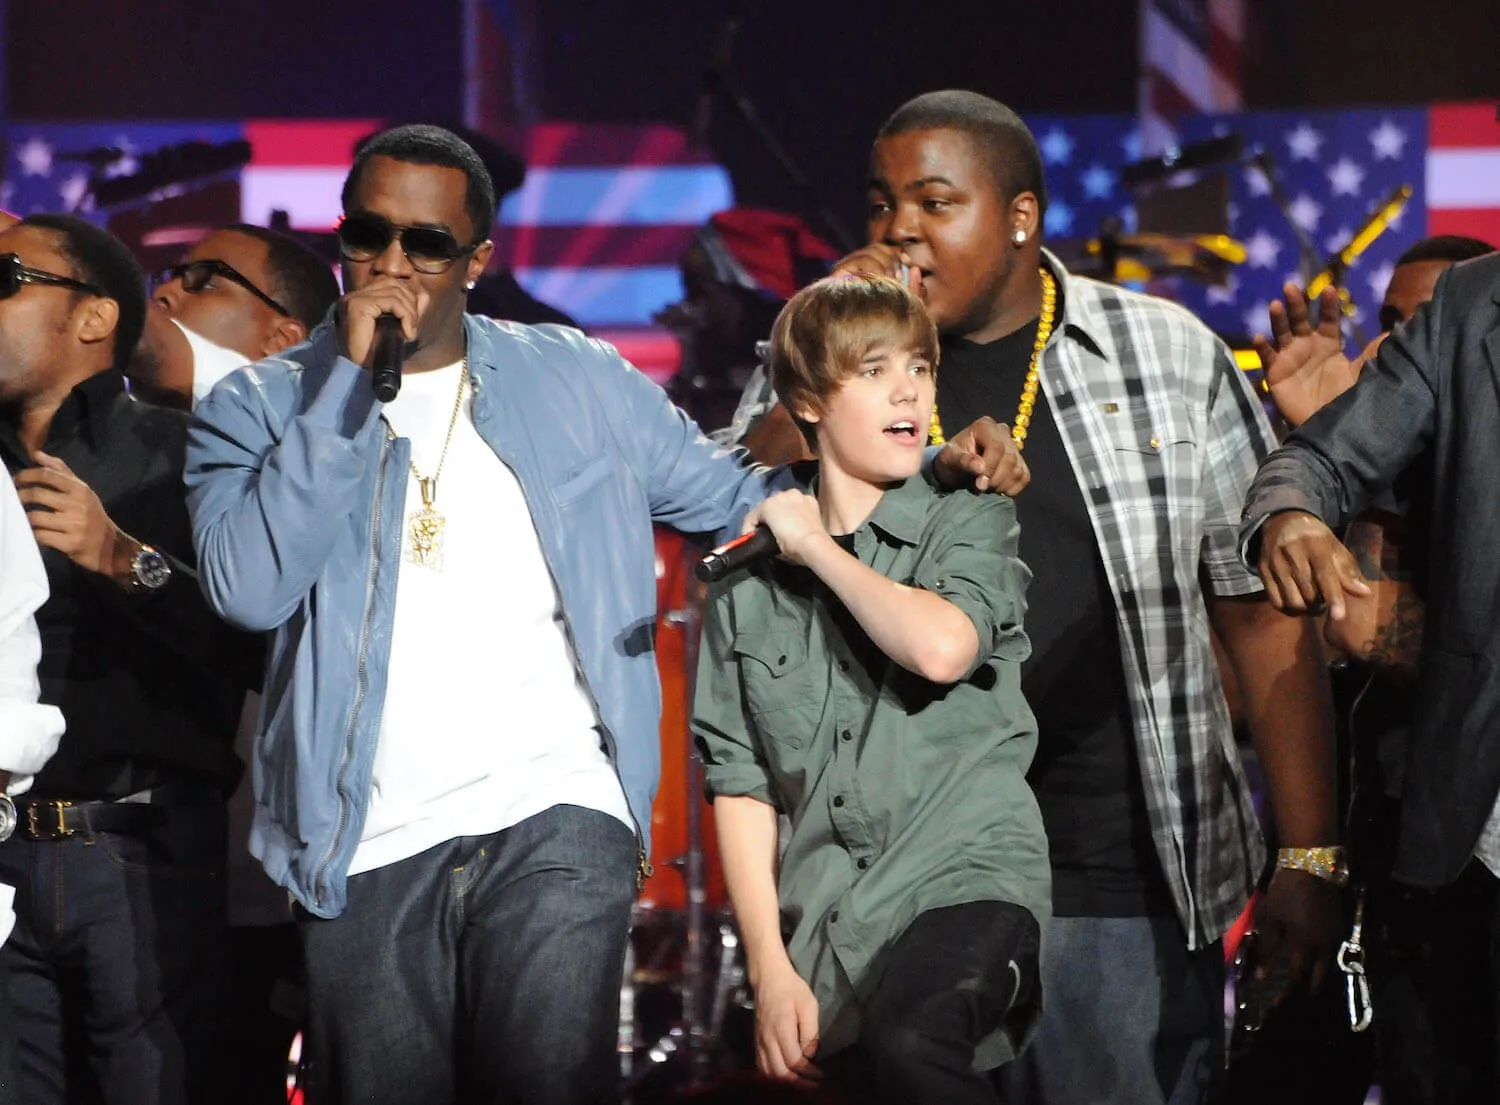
822;91;1343;1104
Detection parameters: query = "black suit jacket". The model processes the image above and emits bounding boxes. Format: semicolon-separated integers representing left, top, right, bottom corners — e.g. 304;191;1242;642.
1241;251;1500;887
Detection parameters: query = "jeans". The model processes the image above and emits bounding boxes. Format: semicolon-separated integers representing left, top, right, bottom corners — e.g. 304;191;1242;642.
820;900;1041;1105
297;804;638;1105
0;800;231;1105
995;915;1224;1105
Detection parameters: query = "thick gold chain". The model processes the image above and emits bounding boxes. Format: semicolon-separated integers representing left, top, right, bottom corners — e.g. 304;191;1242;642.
408;356;469;509
928;268;1057;449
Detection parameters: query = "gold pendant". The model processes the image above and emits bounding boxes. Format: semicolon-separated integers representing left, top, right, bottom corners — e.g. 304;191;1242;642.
407;476;446;570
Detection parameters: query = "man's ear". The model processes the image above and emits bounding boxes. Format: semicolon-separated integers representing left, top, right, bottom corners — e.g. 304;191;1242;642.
466;239;495;288
1010;191;1041;242
75;295;121;357
263;316;308;356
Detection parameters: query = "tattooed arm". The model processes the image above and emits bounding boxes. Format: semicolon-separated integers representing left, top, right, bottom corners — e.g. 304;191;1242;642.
1323;510;1424;680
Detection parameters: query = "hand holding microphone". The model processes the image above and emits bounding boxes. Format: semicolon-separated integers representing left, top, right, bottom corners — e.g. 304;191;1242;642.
696;525;779;582
335;277;426;396
696;490;826;582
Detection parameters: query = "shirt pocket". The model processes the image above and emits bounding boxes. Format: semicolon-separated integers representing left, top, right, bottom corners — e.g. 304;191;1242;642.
1103;404;1199;511
732;631;822;750
553;454;616;508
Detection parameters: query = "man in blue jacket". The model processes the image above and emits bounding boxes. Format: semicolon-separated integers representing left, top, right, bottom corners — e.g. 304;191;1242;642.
185;124;772;1104
185;124;1020;1105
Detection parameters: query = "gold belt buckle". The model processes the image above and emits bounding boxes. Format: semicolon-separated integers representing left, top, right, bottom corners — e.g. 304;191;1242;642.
26;800;73;840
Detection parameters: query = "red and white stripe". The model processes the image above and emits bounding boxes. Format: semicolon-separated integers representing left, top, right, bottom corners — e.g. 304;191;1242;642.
1138;0;1246;154
1426;102;1500;247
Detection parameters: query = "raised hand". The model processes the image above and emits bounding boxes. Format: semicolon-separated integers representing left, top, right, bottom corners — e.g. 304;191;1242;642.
1253;284;1360;428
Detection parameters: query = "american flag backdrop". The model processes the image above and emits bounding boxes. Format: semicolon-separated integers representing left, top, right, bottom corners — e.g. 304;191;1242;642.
1138;0;1246;154
2;104;1497;360
1022;105;1446;341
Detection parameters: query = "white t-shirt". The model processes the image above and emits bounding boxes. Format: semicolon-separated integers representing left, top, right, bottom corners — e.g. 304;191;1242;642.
176;319;253;407
347;360;632;875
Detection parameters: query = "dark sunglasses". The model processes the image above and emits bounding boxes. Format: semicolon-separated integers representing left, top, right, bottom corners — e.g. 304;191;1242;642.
153;260;291;317
0;252;105;300
336;213;480;274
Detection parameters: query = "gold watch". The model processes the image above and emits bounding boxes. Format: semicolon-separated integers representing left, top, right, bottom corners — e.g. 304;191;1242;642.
1275;845;1350;887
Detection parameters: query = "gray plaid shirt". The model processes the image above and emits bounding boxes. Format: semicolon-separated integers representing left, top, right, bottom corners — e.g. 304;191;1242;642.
1038;251;1274;947
717;252;1275;946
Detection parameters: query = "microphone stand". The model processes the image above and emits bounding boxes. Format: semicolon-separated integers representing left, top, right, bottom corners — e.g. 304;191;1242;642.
1247;146;1371;348
678;543;711;1086
1306;184;1413;351
1247;148;1325;286
693;14;857;252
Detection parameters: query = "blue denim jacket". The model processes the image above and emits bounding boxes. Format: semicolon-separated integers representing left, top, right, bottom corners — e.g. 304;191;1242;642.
185;316;774;917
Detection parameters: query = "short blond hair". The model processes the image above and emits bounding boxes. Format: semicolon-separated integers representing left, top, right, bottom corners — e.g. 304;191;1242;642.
769;274;939;449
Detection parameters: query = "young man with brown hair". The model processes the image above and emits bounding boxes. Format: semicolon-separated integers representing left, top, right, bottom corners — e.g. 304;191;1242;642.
695;274;1048;1104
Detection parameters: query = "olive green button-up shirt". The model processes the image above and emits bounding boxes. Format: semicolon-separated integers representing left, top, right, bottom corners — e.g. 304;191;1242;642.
693;474;1051;1066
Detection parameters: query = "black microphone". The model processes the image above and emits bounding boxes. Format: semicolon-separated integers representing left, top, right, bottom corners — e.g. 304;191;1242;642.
370;315;405;403
695;524;779;583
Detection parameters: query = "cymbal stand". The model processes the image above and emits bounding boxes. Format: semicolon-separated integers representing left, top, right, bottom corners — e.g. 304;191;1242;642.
676;538;713;1085
621;542;718;1098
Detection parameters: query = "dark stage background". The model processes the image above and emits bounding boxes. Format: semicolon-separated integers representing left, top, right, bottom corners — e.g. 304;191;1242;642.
6;1;1496;242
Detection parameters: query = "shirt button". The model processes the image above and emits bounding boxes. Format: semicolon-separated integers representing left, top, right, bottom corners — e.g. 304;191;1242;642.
856;858;869;870
777;654;788;666
838;659;849;673
832;795;845;808
840;729;852;742
830;910;840;923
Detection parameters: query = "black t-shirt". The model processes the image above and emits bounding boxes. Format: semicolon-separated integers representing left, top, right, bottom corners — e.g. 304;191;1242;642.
939;317;1174;916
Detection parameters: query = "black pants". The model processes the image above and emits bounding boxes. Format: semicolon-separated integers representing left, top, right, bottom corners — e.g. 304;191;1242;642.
820;900;1041;1105
1367;860;1498;1104
0;802;230;1105
225;923;302;1105
297;804;638;1105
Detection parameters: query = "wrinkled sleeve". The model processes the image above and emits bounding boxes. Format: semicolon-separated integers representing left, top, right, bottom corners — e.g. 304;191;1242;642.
1199;340;1275;596
1239;278;1446;568
186;351;385;632
910;490;1031;678
691;583;776;806
587;338;795;543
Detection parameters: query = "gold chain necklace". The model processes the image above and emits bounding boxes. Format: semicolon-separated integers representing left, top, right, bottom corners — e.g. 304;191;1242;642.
405;357;469;570
928;267;1057;449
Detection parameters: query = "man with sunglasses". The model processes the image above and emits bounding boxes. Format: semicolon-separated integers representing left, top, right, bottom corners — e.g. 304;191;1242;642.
0;214;255;1104
180;123;776;1105
129;224;339;412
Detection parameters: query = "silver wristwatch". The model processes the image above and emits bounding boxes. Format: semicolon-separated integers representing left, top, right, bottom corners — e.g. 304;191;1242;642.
0;793;16;843
129;544;172;593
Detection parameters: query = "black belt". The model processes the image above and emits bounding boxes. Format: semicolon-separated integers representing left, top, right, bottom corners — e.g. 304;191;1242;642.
16;799;165;842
